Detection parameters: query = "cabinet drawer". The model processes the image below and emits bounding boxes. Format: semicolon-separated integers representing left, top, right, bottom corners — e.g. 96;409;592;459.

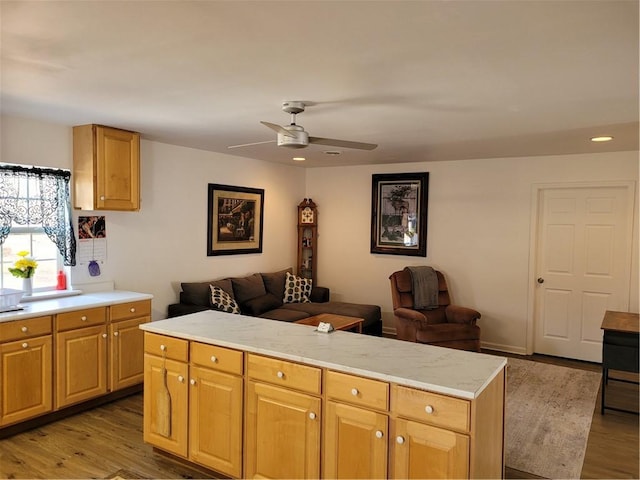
144;332;188;362
326;370;389;411
392;385;470;433
110;300;151;322
247;353;321;395
0;316;52;342
56;307;106;331
191;342;243;375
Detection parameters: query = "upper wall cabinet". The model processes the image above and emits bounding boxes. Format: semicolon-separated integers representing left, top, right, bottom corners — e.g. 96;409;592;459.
73;124;140;211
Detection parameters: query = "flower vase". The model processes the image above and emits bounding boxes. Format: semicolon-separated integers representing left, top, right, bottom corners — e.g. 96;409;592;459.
22;277;33;297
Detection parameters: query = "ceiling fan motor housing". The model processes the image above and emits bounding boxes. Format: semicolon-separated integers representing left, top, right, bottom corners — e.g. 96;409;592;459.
277;125;309;148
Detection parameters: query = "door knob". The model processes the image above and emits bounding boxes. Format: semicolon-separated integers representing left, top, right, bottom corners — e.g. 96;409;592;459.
537;277;544;284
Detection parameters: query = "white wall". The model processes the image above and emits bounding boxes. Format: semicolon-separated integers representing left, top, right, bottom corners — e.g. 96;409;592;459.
306;152;639;354
2;115;638;355
1;115;306;321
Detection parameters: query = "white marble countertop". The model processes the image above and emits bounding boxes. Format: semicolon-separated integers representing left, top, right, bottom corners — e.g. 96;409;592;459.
140;310;507;400
0;290;153;323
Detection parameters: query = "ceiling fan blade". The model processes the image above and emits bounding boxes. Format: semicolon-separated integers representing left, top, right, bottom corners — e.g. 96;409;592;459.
227;140;276;149
260;121;296;138
309;136;378;151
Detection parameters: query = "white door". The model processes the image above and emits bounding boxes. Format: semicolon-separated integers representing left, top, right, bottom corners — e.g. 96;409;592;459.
534;184;634;362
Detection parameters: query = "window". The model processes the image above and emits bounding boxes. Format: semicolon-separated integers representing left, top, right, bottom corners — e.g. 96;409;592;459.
0;164;76;292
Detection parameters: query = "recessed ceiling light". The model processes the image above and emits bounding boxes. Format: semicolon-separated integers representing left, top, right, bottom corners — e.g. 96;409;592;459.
293;157;306;161
323;150;342;156
590;136;613;142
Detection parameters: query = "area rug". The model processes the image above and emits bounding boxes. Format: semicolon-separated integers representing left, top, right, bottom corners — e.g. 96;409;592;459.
505;357;601;479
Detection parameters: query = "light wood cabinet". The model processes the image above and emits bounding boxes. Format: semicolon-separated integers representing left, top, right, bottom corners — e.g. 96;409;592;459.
141;332;505;480
143;350;189;457
73;124;140;211
0;315;53;426
324;370;389;479
189;365;243;477
391;418;469;479
245;353;321;479
0;295;151;435
109;300;151;390
55;323;108;409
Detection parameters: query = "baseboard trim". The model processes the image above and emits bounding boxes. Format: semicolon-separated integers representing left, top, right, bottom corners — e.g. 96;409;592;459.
481;341;528;356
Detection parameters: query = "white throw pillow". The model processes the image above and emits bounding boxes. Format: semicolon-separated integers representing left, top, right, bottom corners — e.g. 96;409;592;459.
210;285;240;314
283;271;312;304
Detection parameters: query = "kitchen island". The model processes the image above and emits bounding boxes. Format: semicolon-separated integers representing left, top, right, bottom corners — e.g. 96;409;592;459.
141;310;506;479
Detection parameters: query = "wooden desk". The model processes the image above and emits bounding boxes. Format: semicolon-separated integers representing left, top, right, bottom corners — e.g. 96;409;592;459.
601;310;639;414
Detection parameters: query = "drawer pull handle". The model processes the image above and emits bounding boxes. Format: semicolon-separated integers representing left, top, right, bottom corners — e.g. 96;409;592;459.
425;405;434;414
396;436;405;445
114;331;119;337
375;430;384;439
309;412;316;420
130;307;136;313
351;388;359;396
21;326;28;332
189;378;196;385
160;344;166;351
210;355;218;363
177;375;184;383
81;316;87;321
102;333;107;338
277;371;285;379
22;342;28;349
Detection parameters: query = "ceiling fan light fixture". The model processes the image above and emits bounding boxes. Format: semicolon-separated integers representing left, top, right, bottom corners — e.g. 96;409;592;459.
293;157;306;161
590;135;613;142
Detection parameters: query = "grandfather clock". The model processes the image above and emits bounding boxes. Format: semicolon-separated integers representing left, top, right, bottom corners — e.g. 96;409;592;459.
297;198;318;284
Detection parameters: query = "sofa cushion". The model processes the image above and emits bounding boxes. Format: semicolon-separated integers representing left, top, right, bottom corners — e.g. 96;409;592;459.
231;273;267;305
283;272;312;304
244;293;283;316
261;267;293;300
210;285;240;314
258;308;311;322
181;278;233;307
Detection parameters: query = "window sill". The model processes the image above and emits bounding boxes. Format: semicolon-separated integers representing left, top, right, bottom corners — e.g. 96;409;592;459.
21;290;83;303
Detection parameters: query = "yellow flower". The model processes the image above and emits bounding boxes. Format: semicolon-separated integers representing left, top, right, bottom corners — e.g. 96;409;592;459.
8;251;38;279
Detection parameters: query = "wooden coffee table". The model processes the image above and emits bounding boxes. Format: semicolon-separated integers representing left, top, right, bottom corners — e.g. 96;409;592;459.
295;313;364;333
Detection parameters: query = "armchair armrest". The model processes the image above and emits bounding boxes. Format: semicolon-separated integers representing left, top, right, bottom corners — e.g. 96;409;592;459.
393;307;427;323
445;305;481;325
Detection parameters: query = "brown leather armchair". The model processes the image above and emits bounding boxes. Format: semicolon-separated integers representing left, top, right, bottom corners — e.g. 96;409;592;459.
389;269;481;352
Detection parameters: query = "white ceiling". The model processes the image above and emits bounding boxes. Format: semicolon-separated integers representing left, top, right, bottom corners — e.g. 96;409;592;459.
2;1;638;168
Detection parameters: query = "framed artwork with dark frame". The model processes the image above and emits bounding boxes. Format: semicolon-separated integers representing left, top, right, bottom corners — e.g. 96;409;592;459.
207;183;264;256
370;172;429;256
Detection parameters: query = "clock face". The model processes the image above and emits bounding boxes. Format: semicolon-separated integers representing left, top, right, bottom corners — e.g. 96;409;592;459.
301;206;314;224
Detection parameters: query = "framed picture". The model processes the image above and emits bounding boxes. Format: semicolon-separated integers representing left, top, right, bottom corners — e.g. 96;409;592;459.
370;172;429;256
207;183;264;256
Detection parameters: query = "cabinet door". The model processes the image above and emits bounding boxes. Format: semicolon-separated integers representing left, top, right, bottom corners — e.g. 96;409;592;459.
0;335;52;426
245;380;321;479
95;125;140;211
110;316;148;391
143;354;188;457
324;401;388;479
55;325;108;409
391;418;469;479
189;365;243;477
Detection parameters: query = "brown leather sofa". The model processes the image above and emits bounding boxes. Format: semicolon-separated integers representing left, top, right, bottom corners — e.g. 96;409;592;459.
389;268;481;351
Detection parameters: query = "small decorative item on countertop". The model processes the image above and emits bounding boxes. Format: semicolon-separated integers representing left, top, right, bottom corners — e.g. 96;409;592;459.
56;270;67;290
8;250;38;279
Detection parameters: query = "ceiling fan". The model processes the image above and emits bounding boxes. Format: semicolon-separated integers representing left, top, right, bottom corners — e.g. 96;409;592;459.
228;101;378;151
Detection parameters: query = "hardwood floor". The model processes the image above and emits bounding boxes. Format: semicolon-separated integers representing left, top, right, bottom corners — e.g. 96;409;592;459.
0;353;637;479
